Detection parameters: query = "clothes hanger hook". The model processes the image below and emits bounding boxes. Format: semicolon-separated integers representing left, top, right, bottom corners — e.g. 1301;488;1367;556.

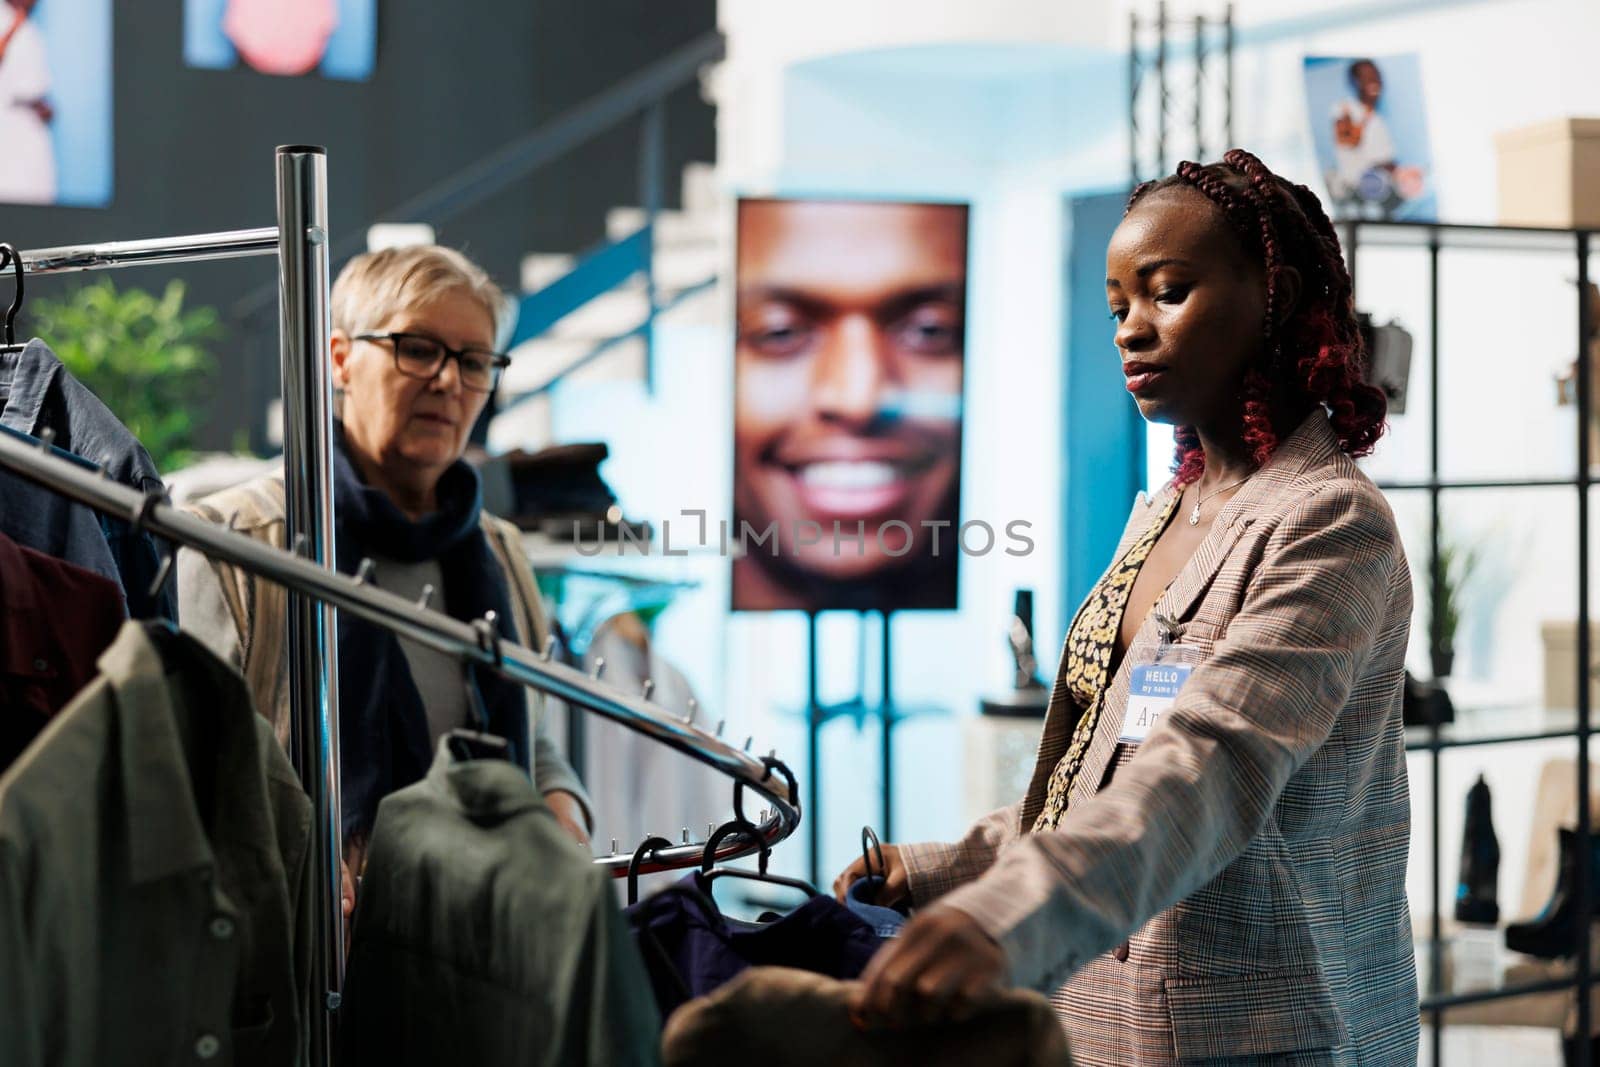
0;244;22;347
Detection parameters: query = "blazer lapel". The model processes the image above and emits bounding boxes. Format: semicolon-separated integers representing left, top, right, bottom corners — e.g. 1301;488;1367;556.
1065;512;1251;807
1051;411;1343;811
1018;487;1177;829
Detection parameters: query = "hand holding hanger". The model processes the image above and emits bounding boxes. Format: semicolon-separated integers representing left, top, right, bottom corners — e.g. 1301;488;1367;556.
831;826;910;909
849;904;1007;1030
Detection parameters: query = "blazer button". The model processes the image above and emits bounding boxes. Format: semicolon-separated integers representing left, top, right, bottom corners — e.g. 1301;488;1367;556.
1113;941;1130;962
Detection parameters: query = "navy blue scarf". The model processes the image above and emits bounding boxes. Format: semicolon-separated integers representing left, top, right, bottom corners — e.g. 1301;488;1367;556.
332;427;527;839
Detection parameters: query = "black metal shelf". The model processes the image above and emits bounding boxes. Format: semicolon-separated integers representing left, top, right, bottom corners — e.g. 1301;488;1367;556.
1406;726;1579;753
1420;973;1578;1013
1347;221;1596;1053
1348;219;1596;254
1376;477;1578;492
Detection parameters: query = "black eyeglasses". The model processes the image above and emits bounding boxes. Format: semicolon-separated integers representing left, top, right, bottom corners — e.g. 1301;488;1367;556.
355;332;511;393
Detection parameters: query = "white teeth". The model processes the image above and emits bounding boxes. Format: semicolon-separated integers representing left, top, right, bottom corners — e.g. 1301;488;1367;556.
799;461;898;490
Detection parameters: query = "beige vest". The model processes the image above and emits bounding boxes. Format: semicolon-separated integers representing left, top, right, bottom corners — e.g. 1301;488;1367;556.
183;475;552;749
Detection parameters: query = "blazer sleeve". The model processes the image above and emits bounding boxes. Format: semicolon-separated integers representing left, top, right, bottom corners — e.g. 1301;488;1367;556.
900;802;1021;905
938;481;1402;992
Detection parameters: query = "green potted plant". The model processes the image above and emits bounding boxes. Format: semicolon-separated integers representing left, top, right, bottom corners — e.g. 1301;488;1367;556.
1431;531;1483;680
29;279;222;473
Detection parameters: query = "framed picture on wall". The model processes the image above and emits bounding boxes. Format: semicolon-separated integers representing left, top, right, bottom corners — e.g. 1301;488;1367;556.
731;197;969;613
1303;54;1437;222
184;0;376;81
0;0;112;207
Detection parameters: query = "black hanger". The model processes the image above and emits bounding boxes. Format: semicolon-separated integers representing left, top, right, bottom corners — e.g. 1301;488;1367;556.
859;824;887;898
627;835;674;906
446;727;510;763
462;658;492;733
0;244;26;354
697;817;820;899
861;824;885;881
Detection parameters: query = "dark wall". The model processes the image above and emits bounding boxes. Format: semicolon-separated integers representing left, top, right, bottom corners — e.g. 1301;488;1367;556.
3;1;717;451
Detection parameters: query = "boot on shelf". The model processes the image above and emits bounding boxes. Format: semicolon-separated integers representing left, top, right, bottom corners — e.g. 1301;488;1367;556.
1505;826;1600;958
1454;774;1501;925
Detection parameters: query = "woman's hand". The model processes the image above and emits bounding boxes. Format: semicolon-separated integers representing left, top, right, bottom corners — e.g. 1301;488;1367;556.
832;843;910;907
544;789;591;846
340;859;356;955
849;904;1007;1029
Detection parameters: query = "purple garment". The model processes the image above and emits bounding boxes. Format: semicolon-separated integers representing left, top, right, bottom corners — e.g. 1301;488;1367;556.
625;873;884;1020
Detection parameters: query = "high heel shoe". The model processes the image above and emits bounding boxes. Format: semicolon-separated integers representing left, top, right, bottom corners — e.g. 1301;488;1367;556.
1505;827;1600;958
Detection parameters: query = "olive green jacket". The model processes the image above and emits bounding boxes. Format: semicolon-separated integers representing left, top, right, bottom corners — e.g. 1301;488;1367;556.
341;740;660;1065
0;621;314;1067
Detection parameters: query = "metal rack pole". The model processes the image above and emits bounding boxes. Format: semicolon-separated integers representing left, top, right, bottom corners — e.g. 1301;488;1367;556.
1223;3;1234;148
274;145;342;1061
16;229;280;276
1426;236;1443;1067
1193;15;1205;162
1155;1;1168;176
1128;10;1140;191
0;427;805;867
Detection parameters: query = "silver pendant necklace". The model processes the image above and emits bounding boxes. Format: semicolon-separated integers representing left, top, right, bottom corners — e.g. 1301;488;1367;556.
1187;475;1251;526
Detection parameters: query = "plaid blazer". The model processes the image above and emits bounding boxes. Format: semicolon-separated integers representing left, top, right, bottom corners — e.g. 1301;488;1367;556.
903;412;1418;1065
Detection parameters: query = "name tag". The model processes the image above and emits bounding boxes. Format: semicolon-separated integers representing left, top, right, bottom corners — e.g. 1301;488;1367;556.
1119;663;1193;743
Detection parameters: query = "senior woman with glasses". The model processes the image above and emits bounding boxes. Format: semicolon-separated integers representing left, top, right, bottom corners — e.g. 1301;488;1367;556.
178;246;592;879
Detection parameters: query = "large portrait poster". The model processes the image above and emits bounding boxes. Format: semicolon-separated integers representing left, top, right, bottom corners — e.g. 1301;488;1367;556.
1303;54;1437;222
184;0;376;81
732;198;969;613
0;0;112;207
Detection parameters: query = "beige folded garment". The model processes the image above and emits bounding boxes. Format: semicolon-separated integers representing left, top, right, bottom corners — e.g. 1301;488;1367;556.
661;966;1072;1066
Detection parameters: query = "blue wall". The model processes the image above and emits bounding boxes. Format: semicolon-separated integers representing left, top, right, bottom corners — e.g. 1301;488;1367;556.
1062;190;1147;613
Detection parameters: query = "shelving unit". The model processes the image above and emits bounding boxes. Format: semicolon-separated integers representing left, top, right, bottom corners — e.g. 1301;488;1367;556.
1344;218;1596;1065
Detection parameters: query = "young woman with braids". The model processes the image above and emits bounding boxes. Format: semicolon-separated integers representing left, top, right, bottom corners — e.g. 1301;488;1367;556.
832;150;1416;1064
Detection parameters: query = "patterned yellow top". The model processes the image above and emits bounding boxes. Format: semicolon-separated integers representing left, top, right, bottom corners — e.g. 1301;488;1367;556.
1032;492;1180;833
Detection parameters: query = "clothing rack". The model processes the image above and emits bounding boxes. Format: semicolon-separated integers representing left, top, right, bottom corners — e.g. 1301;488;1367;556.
0;426;804;869
10;148;344;1062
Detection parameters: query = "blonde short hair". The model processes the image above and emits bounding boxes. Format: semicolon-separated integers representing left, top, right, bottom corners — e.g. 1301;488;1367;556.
330;245;506;341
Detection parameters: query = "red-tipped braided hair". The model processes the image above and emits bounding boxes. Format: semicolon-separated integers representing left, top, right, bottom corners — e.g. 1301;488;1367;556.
1127;149;1387;487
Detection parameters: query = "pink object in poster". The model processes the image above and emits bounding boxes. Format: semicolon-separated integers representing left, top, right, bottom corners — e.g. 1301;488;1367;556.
223;0;338;77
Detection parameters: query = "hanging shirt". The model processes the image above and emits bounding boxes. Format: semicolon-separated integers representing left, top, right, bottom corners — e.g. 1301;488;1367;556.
842;877;908;938
626;875;884;1021
0;529;123;771
0;13;55;205
0;340;177;622
0;622;315;1067
340;740;660;1066
0;425;125;607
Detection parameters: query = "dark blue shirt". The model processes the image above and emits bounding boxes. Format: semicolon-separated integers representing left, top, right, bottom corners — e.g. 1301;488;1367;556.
0;424;125;608
0;340;175;622
626;873;884;1020
845;876;909;938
